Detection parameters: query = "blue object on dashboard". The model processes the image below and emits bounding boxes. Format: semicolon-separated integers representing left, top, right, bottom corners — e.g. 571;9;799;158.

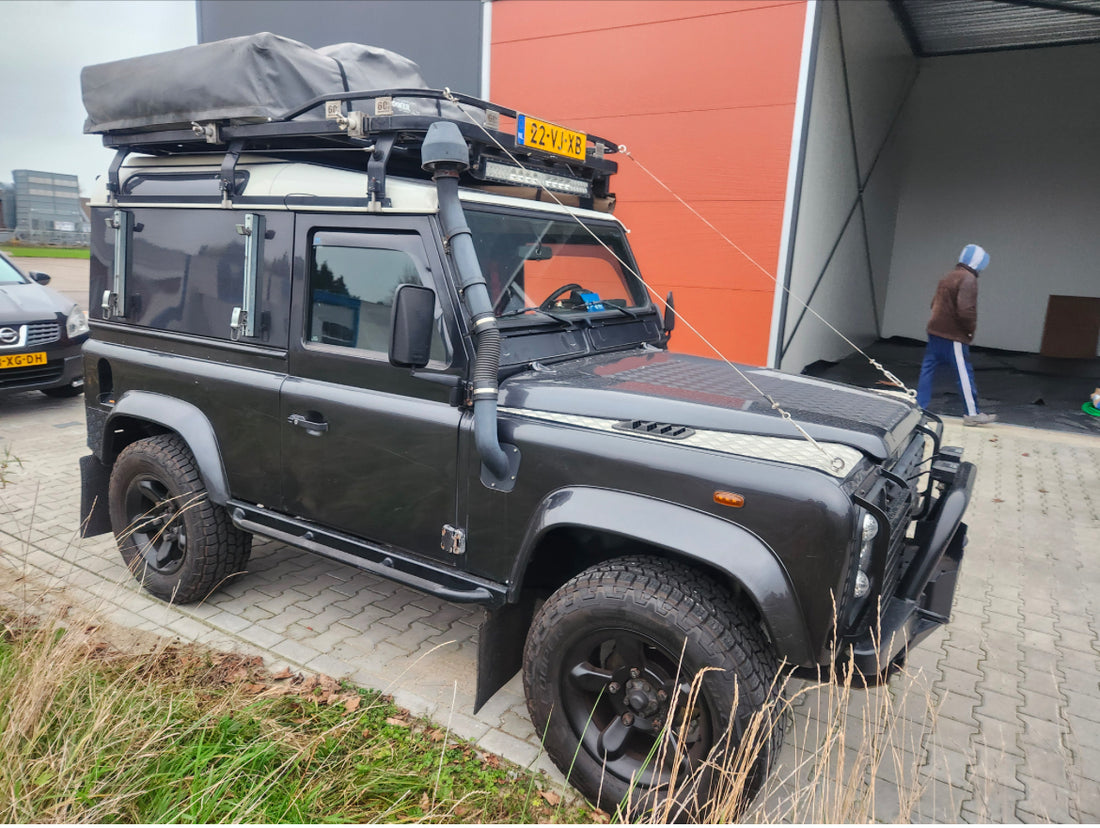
578;291;604;311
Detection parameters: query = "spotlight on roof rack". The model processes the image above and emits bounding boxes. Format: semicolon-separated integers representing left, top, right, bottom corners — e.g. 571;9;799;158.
480;159;591;197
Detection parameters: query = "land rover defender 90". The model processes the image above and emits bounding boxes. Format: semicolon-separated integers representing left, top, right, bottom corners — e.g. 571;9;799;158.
77;34;975;814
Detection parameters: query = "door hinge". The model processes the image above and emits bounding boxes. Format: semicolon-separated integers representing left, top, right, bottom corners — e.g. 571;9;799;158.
441;524;466;556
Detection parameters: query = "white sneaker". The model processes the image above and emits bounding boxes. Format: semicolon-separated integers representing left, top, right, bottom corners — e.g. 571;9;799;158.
963;412;997;426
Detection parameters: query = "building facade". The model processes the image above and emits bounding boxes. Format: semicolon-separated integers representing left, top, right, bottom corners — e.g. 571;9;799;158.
7;170;91;246
198;0;1100;366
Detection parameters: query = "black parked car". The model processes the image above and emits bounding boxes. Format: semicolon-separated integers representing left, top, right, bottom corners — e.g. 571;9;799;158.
0;251;88;398
77;35;976;817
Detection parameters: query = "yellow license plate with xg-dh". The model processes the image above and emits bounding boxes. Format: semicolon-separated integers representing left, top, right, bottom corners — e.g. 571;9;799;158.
0;352;46;369
516;114;587;161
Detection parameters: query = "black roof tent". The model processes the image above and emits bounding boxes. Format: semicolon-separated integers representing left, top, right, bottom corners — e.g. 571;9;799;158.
81;33;618;210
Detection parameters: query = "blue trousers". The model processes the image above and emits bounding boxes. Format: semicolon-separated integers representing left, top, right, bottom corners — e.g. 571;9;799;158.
917;334;980;415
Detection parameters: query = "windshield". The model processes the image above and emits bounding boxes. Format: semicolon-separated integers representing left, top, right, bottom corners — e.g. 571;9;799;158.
466;208;648;319
0;256;28;286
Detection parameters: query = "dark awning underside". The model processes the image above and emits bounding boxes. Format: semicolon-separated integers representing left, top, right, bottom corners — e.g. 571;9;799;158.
889;0;1100;56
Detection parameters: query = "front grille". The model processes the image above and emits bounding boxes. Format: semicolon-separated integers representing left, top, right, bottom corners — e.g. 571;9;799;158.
27;322;61;346
875;431;928;596
879;477;915;594
0;360;63;389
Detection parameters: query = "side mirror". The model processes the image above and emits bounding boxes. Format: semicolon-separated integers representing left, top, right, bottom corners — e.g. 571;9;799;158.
390;283;437;369
662;290;676;335
29;271;51;285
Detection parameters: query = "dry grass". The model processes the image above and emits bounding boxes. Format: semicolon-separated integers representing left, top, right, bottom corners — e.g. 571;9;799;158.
605;635;945;823
0;604;590;823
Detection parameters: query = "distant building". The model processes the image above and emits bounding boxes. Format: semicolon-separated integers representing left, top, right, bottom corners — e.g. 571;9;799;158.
9;170;91;246
0;182;14;232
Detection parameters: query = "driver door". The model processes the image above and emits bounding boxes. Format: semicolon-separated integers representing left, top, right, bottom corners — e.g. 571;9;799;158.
280;219;467;561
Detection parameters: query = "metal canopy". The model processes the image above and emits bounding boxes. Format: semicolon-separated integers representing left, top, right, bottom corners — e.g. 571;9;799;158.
889;0;1100;56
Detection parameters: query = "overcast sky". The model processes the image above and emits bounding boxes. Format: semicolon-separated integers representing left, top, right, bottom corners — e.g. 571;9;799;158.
0;1;198;195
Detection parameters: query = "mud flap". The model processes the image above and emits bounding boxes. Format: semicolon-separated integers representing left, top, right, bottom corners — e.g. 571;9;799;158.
474;592;535;713
79;454;112;537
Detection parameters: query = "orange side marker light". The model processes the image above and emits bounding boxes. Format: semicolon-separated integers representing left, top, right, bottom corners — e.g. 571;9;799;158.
713;491;744;508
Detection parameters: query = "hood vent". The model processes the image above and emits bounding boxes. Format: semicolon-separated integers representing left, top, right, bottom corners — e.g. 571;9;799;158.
614;419;695;440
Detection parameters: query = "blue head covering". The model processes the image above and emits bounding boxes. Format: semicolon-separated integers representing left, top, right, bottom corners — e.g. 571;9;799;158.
958;244;989;272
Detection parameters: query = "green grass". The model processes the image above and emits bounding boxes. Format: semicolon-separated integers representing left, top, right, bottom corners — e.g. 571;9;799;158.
0;611;592;823
1;246;89;259
0;446;20;489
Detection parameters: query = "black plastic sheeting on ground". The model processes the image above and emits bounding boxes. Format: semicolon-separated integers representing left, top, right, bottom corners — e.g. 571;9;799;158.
803;337;1100;436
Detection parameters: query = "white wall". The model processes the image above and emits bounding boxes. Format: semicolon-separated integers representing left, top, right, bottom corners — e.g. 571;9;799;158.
883;44;1100;355
779;0;916;371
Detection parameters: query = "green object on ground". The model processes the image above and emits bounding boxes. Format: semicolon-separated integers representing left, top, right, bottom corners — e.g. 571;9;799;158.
1;246;90;259
1083;401;1100;417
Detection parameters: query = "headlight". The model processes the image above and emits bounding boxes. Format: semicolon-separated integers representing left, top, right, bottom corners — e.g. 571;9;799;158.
854;570;870;598
861;512;879;545
67;306;89;338
858;511;878;571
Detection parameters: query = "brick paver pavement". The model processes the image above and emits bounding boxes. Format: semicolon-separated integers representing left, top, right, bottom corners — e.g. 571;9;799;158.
1;327;1097;820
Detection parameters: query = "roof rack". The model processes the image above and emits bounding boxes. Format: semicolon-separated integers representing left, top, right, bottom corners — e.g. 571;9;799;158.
100;88;620;210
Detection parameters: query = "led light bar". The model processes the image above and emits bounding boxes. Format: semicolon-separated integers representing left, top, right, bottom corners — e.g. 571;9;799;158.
480;159;591;197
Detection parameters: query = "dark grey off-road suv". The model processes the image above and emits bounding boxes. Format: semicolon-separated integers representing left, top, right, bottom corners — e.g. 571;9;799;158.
77;34;975;816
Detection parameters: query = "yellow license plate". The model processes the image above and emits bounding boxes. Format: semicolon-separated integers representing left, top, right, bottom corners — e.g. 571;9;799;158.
0;352;47;369
516;114;587;161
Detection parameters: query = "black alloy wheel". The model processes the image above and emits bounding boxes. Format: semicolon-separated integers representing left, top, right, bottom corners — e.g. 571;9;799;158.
559;626;720;789
108;434;250;604
523;556;783;819
122;474;189;574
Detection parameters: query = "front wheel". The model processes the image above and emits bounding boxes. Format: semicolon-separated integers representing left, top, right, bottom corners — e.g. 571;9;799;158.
523;556;783;819
108;434;250;603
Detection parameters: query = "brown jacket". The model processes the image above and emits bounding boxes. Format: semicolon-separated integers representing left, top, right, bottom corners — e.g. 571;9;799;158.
926;265;979;344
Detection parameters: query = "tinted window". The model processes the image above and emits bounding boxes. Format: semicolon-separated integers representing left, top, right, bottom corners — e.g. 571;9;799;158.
123;172;248;197
92;208;292;346
308;239;449;364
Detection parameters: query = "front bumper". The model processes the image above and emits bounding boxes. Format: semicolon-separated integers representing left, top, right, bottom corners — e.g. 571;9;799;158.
849;459;976;675
0;347;83;395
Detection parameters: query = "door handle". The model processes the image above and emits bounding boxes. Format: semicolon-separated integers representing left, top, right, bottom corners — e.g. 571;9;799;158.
287;413;329;436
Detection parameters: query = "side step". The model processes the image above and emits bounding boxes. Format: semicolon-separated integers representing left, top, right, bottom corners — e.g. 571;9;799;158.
227;501;505;606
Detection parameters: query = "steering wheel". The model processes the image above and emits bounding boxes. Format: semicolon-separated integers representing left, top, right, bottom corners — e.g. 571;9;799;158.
540;283;586;310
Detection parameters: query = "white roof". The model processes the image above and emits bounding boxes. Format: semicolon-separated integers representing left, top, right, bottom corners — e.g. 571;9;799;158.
89;154;620;225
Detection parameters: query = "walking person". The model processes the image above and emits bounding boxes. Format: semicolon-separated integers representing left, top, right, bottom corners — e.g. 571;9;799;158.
916;244;997;426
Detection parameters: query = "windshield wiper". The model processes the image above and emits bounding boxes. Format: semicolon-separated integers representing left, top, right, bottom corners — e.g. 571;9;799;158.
496;305;578;328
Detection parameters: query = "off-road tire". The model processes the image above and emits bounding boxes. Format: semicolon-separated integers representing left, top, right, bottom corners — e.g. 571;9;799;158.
109;434;250;604
523;555;784;819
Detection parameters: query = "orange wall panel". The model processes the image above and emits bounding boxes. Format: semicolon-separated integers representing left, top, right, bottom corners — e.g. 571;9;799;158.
491;0;794;42
490;0;806;364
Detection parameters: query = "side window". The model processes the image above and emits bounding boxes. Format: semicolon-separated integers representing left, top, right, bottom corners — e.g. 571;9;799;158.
97;208;291;346
308;239;450;364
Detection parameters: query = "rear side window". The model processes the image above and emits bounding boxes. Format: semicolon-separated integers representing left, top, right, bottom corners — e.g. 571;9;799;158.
88;207;292;346
308;236;450;364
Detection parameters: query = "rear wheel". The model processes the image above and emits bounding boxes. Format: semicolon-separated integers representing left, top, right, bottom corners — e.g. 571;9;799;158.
523;556;783;819
108;434;250;603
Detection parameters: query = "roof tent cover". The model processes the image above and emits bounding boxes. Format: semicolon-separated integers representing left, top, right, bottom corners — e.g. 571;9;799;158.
81;32;430;134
